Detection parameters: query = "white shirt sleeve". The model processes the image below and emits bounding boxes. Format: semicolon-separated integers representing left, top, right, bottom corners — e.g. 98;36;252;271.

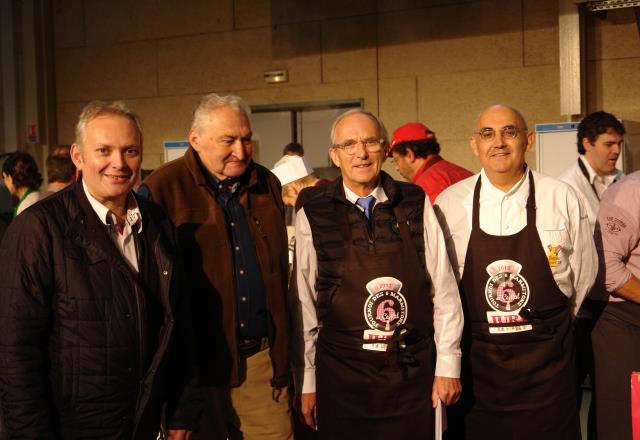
566;188;598;314
423;198;464;378
294;207;320;394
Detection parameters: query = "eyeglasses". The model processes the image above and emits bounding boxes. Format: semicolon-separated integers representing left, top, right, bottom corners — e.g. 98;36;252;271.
474;125;526;142
332;137;386;155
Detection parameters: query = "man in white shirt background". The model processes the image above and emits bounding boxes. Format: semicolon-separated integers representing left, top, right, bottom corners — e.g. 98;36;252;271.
558;110;625;439
435;104;597;440
293;109;463;439
559;111;625;231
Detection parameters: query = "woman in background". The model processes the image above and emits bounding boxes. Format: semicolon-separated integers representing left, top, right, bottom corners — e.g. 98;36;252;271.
2;151;46;217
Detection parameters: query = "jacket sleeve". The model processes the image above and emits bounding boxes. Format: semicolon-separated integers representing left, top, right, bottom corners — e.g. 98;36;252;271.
163;221;203;431
0;212;58;439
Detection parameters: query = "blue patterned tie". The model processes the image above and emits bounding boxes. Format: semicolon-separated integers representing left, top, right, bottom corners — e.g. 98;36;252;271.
356;195;376;220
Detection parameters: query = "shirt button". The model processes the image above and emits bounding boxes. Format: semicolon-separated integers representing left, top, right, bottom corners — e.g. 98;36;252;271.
235;246;240;251
218;184;223;189
241;297;247;302
239;269;245;275
162;270;168;276
240;323;245;327
230;222;235;227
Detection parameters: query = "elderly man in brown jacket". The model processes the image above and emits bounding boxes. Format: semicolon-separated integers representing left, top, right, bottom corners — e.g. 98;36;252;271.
140;93;291;440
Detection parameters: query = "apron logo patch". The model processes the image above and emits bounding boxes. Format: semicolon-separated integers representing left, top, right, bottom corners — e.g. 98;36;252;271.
547;245;562;268
361;277;408;351
484;260;532;334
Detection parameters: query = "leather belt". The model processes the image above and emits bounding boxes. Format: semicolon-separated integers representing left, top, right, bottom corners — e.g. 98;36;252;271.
238;336;269;358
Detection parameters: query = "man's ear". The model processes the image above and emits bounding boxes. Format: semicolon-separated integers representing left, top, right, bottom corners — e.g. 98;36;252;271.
70;143;83;169
405;148;416;163
470;137;479;157
188;129;200;152
582;137;593;154
329;148;340;168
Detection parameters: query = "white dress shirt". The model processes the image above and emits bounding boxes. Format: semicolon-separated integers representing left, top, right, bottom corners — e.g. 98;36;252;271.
295;183;464;394
558;156;623;232
434;168;597;316
83;180;142;273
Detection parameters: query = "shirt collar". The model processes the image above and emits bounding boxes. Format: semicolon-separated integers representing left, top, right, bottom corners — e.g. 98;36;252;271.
342;179;388;205
480;166;529;197
579;155;620;186
82;179;142;233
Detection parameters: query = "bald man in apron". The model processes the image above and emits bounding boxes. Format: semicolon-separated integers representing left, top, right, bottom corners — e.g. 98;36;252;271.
435;105;597;440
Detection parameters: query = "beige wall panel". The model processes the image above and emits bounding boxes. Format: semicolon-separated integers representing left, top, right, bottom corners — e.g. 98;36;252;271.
414;0;476;7
378;0;523;78
523;0;558;66
84;0;233;44
587;58;640;120
235;0;272;29
127;95;203;169
56;41;158;102
56;101;87;144
586;12;640;61
322;15;377;83
378;77;417;134
417;65;561;171
269;0;375;25
157;24;321;95
238;79;378;112
377;0;415;13
54;0;84;48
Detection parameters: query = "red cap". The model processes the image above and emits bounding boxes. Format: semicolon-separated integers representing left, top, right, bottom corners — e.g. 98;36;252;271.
389;122;437;156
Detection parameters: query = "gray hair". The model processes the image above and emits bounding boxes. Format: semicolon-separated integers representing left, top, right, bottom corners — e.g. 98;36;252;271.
75;101;143;148
191;93;251;133
329;109;388;146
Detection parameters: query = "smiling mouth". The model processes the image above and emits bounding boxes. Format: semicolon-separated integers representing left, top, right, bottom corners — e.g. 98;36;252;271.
104;174;131;181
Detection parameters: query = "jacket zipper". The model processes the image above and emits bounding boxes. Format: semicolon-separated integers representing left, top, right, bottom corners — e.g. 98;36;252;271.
134;282;146;413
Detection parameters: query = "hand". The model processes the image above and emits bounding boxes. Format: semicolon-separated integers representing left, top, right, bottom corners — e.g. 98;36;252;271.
431;376;462;408
168;429;192;440
300;392;317;430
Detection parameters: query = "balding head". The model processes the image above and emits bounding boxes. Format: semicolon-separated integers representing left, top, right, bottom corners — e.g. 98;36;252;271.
470;104;533;191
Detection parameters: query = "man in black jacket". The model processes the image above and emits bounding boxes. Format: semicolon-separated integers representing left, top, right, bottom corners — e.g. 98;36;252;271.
0;101;199;439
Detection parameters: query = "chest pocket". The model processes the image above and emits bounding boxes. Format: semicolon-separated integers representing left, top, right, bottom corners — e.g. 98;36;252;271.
64;239;113;300
542;227;573;274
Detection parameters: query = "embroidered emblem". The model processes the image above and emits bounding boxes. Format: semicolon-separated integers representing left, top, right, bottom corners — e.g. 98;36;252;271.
606;216;626;234
484;260;532;334
547;245;562;268
362;277;408;351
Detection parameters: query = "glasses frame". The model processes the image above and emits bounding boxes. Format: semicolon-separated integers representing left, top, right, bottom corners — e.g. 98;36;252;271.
474;125;527;142
331;137;387;155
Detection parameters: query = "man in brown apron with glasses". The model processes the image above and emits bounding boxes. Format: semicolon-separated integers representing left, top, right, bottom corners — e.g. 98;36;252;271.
292;109;464;439
435;105;597;440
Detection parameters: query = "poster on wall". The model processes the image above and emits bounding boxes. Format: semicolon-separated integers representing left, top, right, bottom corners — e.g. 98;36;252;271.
163;141;190;163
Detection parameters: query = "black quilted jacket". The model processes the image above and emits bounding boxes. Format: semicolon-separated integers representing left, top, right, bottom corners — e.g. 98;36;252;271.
0;182;201;439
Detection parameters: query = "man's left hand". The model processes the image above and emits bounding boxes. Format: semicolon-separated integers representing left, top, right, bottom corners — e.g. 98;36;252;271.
168;429;192;440
431;376;461;408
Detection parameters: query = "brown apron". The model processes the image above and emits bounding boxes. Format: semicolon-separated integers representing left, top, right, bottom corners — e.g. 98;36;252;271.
448;172;580;440
315;202;435;440
592;300;640;439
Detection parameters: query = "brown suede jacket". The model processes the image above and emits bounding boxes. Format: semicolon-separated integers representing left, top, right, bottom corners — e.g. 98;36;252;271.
141;147;290;388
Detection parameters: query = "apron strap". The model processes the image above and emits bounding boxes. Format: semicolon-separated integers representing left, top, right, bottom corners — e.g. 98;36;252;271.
577;158;600;201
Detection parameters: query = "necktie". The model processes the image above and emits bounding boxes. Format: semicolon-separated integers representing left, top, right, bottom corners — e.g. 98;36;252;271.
356;195;376;220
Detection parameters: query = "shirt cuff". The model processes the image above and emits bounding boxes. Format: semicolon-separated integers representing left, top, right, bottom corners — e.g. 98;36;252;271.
435;353;461;379
302;369;316;394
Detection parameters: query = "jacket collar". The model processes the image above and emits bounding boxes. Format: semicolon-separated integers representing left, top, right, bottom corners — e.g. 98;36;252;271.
330;171;401;206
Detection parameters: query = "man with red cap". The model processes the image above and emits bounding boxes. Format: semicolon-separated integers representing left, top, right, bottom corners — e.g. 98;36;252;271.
389;122;472;203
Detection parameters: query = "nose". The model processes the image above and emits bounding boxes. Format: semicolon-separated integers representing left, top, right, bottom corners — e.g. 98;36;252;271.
354;140;368;159
231;139;248;161
612;142;622;155
111;151;125;169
